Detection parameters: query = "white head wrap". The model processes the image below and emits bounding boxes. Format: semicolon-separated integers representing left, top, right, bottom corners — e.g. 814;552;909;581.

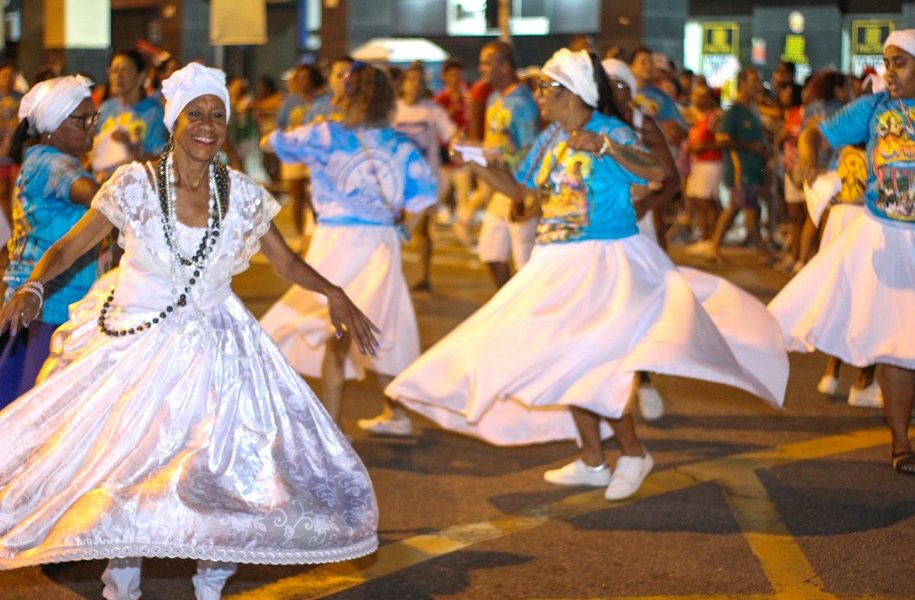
18;75;93;135
161;63;231;132
884;29;915;58
541;48;599;108
601;58;637;94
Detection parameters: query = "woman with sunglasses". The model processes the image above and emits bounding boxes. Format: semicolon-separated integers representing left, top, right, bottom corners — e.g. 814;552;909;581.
260;63;437;434
0;75;101;408
386;49;788;501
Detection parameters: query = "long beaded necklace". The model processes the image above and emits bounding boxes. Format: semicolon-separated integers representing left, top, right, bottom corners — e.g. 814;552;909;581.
98;151;229;337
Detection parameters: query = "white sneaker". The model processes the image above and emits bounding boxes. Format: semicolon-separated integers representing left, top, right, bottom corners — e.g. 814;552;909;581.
543;459;611;487
638;384;664;421
605;452;654;501
356;414;414;437
847;381;883;408
817;374;839;395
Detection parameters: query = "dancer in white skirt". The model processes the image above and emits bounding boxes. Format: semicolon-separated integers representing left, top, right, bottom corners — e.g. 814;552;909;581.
260;63;437;435
773;31;915;475
386;49;788;501
0;64;380;599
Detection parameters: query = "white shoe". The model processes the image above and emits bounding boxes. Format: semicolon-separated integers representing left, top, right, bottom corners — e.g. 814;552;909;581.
101;557;143;600
605;452;654;501
847;381;883;408
357;414;414;437
543;459;611;487
638;384;664;421
193;561;237;600
817;374;839;396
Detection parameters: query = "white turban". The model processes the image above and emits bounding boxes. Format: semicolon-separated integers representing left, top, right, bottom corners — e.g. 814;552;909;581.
601;58;637;94
18;75;93;135
161;63;231;132
541;48;599;108
884;29;915;58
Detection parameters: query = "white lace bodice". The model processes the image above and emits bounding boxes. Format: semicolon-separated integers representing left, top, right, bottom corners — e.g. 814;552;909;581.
91;162;280;313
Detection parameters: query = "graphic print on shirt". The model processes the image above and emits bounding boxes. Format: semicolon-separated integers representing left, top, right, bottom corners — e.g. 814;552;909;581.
872;107;915;221
534;141;593;243
336;146;405;218
484;100;519;163
837;146;868;204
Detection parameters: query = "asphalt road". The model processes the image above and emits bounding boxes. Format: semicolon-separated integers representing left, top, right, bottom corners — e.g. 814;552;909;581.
1;208;912;600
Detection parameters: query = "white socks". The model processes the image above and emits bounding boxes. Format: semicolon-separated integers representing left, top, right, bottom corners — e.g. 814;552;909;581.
101;557;238;600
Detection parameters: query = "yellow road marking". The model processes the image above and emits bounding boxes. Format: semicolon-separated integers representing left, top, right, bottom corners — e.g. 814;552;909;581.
225;428;890;600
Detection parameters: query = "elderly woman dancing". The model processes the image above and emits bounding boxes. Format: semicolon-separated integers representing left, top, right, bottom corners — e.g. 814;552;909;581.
0;75;100;407
386;49;788;501
0;64;379;599
771;30;915;475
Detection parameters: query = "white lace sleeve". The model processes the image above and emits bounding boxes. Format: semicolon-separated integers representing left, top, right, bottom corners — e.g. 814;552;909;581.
90;163;150;230
228;170;282;275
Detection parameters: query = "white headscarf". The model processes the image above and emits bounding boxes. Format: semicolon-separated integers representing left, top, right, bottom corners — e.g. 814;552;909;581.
601;58;637;95
161;63;231;132
884;29;915;58
541;48;599;108
18;75;93;135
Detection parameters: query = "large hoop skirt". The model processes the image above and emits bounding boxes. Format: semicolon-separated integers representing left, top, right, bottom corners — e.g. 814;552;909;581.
0;164;378;569
385;235;788;446
769;212;915;369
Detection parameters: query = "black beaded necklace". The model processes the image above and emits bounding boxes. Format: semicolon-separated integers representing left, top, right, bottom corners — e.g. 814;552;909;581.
98;152;229;337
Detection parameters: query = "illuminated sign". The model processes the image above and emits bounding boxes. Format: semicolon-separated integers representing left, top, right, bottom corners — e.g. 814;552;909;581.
781;34;809;64
702;22;739;56
852;20;894;56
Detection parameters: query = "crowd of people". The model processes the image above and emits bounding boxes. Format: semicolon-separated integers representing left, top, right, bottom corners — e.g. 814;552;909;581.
0;28;911;599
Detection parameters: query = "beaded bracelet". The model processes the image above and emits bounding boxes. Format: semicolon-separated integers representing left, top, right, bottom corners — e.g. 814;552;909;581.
15;281;44;311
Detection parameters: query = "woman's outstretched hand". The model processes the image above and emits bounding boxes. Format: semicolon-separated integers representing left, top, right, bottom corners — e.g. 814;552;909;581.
0;292;41;338
325;285;381;355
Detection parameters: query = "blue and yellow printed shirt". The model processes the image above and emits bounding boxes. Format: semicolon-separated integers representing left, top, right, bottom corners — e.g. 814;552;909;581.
483;84;539;172
516;112;646;244
821;92;915;225
3;146;98;324
269;121;437;225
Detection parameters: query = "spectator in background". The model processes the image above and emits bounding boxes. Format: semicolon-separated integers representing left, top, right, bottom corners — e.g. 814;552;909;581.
704;67;769;263
434;59;474;243
629;47;687;145
474;41;540;289
91;50;168;183
278;63;326;243
393;62;457;291
683;81;724;255
0;60;22;228
306;55;354;123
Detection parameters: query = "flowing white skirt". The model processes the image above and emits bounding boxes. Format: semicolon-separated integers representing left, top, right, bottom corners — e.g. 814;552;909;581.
769;212;915;369
0;270;378;569
261;225;420;380
386;236;788;446
819;203;865;248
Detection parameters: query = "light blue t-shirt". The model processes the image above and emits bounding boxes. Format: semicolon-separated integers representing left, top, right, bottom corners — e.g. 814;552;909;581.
515;112;646;244
3;146;98;324
483;84;540;171
269;121;437;226
277;94;314;130
98;95;169;158
820;92;915;226
304;93;340;124
634;85;685;129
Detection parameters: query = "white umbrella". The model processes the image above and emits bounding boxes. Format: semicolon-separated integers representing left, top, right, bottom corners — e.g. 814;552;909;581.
350;38;449;63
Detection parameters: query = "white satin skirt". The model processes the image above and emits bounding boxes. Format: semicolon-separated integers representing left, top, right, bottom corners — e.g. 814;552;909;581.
385;236;788;446
819;203;865;248
260;224;420;380
0;270;378;569
769;212;915;370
